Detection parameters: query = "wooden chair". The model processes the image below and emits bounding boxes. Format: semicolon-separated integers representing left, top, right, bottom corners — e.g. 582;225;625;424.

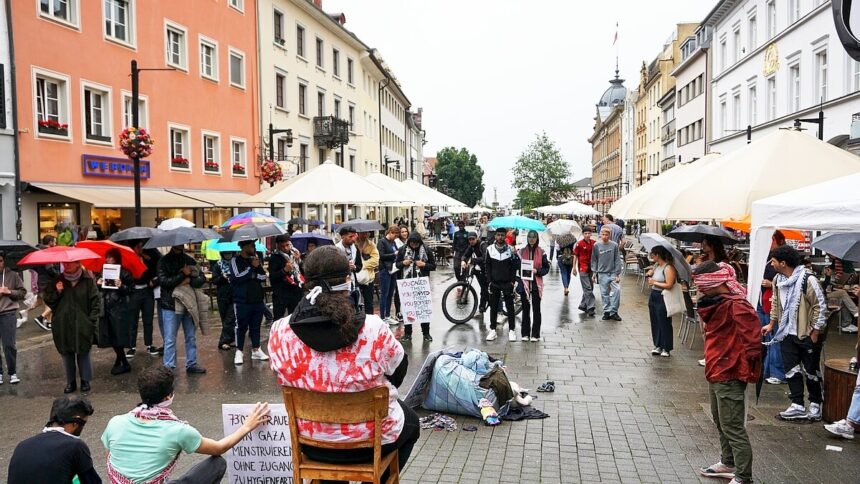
282;386;400;484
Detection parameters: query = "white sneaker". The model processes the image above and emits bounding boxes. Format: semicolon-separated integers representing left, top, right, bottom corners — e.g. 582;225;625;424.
698;358;706;367
520;334;528;341
660;350;670;357
651;347;661;355
808;402;822;421
234;350;243;365
508;330;517;342
9;374;19;384
779;403;807;420
529;337;540;342
843;324;858;333
251;348;269;361
766;377;785;385
824;419;855;439
485;330;498;341
0;374;3;385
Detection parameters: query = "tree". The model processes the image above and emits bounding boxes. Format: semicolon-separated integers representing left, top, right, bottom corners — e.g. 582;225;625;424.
434;147;485;207
512;132;574;212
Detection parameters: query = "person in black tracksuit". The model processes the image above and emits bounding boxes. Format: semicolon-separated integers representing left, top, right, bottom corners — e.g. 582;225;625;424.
268;234;304;320
230;240;269;365
461;231;489;315
127;241;161;356
484;227;519;341
211;251;236;350
451;220;470;281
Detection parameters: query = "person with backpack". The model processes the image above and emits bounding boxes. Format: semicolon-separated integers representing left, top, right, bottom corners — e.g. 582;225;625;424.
762;245;828;422
693;261;761;484
556;234;577;297
571;227;596;314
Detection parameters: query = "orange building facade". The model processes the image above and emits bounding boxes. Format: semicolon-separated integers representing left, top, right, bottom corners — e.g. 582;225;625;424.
12;0;260;241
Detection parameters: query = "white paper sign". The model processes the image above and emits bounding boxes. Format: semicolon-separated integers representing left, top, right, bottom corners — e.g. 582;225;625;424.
396;276;433;325
520;259;534;281
101;264;121;289
222;404;294;484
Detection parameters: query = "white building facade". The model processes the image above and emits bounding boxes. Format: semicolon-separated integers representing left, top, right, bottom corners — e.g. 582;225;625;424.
621;89;637;195
673;25;713;163
0;0;15;239
707;0;860;154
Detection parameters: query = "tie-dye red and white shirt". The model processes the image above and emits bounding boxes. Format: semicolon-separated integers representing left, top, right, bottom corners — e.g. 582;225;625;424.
268;314;405;444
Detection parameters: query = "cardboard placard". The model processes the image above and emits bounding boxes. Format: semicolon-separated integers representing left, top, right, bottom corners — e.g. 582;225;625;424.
101;264;121;289
520;259;534;281
222;404;294;483
396;276;433;325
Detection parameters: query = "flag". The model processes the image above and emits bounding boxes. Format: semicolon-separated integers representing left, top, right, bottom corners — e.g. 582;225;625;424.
613;22;619;45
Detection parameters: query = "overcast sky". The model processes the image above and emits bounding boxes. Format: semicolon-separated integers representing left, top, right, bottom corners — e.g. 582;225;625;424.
324;0;716;204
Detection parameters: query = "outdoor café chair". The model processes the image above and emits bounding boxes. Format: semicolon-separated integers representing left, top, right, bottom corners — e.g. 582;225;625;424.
282;386;400;484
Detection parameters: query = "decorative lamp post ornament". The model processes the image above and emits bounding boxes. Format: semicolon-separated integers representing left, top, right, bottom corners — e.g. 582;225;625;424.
119;127;154;159
260;159;283;184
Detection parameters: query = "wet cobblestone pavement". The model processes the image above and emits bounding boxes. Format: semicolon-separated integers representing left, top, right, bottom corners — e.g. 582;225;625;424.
1;264;857;483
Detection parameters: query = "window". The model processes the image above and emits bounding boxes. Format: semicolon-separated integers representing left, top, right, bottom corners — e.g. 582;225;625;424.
229;48;245;88
349;154;355;172
228;0;243;12
83;84;111;143
766;76;777;120
348;104;355;131
732;91;741;130
748;85;757;126
298;83;307;116
275;72;286;109
719;98;727;136
332;49;341;79
748;14;757;50
39;0;78;26
333;98;341;118
719;36;727;71
318;148;325;165
202;133;220;173
733;26;741;63
317;91;325;116
104;0;133;45
789;63;801;111
277;138;287;160
231;138;246;175
169;125;190;169
165;22;187;70
199;37;218;81
34;70;69;137
299;143;308;173
121;93;147;129
850;59;860;92
814;49;827;102
767;0;777;38
315;37;324;68
296;25;305;58
788;0;800;23
273;9;284;45
347;58;354;84
335;151;342;167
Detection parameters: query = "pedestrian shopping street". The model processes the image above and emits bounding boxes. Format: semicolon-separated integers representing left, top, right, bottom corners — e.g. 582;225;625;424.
1;264;856;483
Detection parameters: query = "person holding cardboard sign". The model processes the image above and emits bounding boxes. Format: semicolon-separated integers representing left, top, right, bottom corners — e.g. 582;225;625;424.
96;249;135;376
518;230;550;342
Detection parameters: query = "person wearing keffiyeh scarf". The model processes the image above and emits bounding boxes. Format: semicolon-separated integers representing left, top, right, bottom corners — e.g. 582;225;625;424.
762;245;828;422
395;232;436;342
101;366;270;484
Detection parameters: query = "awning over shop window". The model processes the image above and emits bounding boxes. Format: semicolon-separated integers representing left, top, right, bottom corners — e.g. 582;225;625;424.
166;189;263;207
30;183;211;208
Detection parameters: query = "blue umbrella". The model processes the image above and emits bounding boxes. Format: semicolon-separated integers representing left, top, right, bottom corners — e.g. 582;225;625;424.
290;233;334;253
209;240;267;253
487;215;546;232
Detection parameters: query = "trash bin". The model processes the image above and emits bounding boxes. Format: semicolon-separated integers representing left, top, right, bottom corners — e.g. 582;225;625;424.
823;358;859;423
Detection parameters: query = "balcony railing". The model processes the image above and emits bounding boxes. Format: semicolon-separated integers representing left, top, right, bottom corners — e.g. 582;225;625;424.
661;120;676;143
313;116;350;149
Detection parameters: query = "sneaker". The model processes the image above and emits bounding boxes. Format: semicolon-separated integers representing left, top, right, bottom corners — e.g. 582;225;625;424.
251;348;269;361
485;330;498;341
651;347;662;355
423;334;433;342
34;315;51;331
529;337;540;342
766;377;785;385
843;324;858;333
234;350;243;366
728;478;747;484
808;402;822;421
508;330;517;342
824;419;855;439
610;313;622;321
8;374;17;384
125;348;136;359
146;346;160;356
698;358;706;367
185;365;206;374
586;309;595;317
779;403;808;420
660;350;670;357
400;333;412;342
0;374;3;385
699;462;736;479
601;313;610;320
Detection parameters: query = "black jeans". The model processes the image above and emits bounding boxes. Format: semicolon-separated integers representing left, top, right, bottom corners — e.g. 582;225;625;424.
0;312;17;375
359;283;375;315
521;286;541;338
302;401;420;481
648;290;674;351
781;334;824;405
216;291;235;347
272;286;303;320
489;282;515;330
234;302;264;351
129;287;155;347
475;271;489;312
453;253;465;281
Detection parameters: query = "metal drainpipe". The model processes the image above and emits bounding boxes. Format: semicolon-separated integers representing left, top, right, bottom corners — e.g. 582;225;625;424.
6;0;22;240
378;78;390;174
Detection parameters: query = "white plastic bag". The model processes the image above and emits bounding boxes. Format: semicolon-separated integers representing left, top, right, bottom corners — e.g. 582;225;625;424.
662;284;686;317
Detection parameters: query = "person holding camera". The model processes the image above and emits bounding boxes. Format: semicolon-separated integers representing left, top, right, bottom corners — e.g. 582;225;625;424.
230;240;270;366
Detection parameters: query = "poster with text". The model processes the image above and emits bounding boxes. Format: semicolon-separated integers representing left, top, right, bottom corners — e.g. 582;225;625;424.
222;404;293;484
396;276;433;324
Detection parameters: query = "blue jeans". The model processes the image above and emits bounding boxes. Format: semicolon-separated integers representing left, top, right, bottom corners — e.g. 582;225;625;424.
379;271;396;319
162;310;197;369
558;261;573;289
757;305;785;380
597;273;620;314
848;372;860;425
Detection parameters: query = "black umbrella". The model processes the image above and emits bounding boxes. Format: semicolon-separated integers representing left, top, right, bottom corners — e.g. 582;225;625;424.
0;240;38;269
221;223;286;242
639;233;693;283
341;218;386;232
811;232;860;262
288;217;310;225
109;227;163;243
756;344;768;404
667;224;738;245
143;227;221;249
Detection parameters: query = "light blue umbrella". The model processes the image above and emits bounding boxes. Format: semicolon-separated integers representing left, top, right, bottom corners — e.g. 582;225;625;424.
487;215;546;232
209;240;268;253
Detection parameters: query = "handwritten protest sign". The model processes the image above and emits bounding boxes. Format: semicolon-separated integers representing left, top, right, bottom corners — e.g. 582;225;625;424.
222;404;293;484
396;276;433;324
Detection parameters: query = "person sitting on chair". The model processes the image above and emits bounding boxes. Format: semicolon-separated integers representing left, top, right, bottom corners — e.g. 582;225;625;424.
268;246;419;481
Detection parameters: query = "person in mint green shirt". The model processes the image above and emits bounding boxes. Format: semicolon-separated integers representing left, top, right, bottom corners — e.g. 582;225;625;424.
101;366;270;483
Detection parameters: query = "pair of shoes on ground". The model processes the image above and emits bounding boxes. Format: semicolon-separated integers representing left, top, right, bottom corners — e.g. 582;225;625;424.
650;347;670;357
700;462;748;483
64;381;91;393
536;381;555;392
484;329;538;342
399;333;432;342
780;402;822;421
234;349;269;365
824;419;856;439
521;334;540;342
601;312;622;321
0;374;20;384
842;324;858;333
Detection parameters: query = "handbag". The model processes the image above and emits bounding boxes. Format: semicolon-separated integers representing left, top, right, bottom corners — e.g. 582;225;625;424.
355;269;372;285
662;283;685;317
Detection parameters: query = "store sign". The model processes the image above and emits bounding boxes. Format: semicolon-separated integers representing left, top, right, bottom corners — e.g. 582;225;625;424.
82;155;151;179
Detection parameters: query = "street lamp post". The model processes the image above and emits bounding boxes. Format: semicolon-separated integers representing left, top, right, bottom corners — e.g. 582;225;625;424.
794;109;825;140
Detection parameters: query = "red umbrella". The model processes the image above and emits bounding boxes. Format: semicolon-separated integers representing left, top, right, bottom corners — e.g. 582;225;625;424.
76;240;147;279
18;246;101;265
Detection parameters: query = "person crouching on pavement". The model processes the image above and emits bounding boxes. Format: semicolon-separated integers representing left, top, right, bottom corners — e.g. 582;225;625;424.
518;230;549;342
484;227;519;342
694;261;760;484
101;366;269;483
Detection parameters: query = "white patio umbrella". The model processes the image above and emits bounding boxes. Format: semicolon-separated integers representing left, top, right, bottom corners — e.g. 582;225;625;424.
365;172;421;206
537;200;599;217
637;129;860;220
399;179;466;207
448;205;477;214
158;217;195;230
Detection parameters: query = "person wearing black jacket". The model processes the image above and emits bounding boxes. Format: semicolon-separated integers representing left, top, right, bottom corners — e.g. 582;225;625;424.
395;232;436;342
335;226;363;291
377;226;400;323
451;220;470;281
96;249;135;375
462;231;489;316
484;227;519;342
268;234;304;320
518;230;551;341
126;241;161;357
230;240;270;366
157;245;206;374
211;251;236;351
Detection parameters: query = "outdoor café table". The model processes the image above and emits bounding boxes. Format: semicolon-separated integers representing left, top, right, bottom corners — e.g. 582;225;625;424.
823;358;859;423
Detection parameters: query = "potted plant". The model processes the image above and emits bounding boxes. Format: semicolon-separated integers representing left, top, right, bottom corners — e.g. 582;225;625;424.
260;159;283;184
171;156;189;168
119;127;154;159
204;160;220;172
232;162;246;175
38;119;69;136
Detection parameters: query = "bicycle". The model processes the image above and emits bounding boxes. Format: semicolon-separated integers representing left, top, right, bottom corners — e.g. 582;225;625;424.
441;265;522;324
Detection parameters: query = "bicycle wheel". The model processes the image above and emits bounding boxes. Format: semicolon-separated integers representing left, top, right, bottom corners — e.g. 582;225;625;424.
442;282;478;324
500;292;524;317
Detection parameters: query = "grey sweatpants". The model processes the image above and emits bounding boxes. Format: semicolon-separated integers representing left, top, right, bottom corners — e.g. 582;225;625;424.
578;272;595;311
